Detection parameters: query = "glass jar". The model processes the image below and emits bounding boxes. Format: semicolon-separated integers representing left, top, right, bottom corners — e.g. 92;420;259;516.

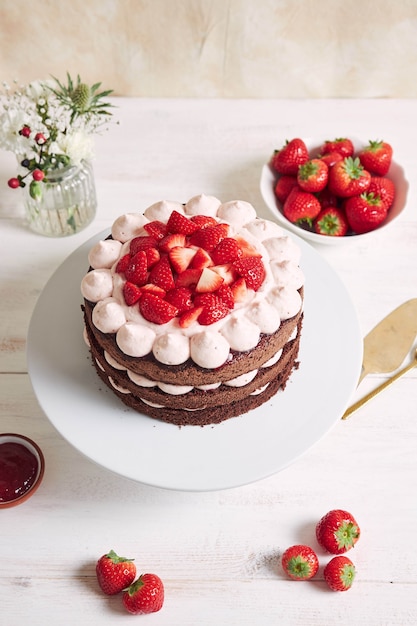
23;160;97;237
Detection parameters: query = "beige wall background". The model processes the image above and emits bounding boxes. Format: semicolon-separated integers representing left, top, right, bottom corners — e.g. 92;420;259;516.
1;0;417;98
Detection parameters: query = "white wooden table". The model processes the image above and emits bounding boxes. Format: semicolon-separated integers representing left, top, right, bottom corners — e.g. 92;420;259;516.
1;98;416;625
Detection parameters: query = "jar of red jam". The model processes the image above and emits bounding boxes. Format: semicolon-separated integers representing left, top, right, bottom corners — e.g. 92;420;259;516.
0;434;45;508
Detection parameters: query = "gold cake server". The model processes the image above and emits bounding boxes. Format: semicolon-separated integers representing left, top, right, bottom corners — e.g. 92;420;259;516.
342;298;417;419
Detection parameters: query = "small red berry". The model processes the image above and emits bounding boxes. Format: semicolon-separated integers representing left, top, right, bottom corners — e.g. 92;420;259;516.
19;125;31;138
32;169;45;181
8;177;21;189
34;132;46;145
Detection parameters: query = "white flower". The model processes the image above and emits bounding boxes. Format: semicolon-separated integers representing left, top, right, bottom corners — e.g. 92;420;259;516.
0;108;30;152
51;130;94;165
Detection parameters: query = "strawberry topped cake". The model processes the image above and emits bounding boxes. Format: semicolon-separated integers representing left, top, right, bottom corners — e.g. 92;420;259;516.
81;195;304;426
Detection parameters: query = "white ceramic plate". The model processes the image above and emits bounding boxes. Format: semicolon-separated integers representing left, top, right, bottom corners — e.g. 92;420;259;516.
260;138;409;246
27;230;362;492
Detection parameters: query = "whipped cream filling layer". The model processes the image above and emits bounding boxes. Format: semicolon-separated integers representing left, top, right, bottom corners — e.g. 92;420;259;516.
81;197;304;370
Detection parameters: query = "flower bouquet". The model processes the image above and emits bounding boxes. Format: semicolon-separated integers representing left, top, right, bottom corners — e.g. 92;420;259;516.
0;74;113;236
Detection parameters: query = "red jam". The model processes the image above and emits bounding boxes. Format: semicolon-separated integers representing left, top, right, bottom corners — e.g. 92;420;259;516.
0;442;38;502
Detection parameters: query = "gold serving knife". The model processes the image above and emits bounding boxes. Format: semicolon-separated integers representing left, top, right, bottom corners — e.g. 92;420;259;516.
342;298;417;419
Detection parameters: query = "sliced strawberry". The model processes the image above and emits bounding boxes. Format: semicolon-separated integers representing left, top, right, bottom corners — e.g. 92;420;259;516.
123;282;142;306
166;210;199;235
158;233;186;252
211;263;236;285
130;235;158;255
148;256;175;290
116;253;131;274
190;215;218;228
140;283;166;298
143;220;167;240
175;268;202;288
235;235;262;258
124;250;148;286
233;257;266;291
165;287;193;313
230;277;248;302
189;223;229;251
168;246;196;273
178;306;204;328
198;298;229;325
193;292;219;308
139;293;178;324
215;283;235;309
195;267;224;293
190;247;213;270
211;237;242;265
145;247;160;269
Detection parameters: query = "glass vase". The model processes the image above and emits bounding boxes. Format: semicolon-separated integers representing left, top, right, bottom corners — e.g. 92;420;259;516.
23;160;97;237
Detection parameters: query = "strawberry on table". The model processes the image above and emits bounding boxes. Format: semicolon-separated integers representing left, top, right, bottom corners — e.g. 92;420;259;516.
320;137;354;158
314;207;349;237
323;556;356;591
297;158;328;193
283;187;321;226
316;509;360;554
345;192;388;234
96;549;136;596
271;138;309;175
281;545;319;581
358;139;393;176
328;156;371;198
122;573;164;614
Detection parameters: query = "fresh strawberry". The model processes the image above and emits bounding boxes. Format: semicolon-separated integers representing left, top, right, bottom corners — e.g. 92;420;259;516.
230;277;248;302
165;286;193;313
314;207;349;237
190;247;213;270
283;187;321;225
190;214;218;228
281;545;319;581
274;175;299;204
319;151;344;168
198;297;230;325
158;232;186;252
215;283;235;309
211;237;242;264
144;247;160;269
211;263;236;285
316;187;340;210
328;156;371;198
143;220;167;240
115;253;131;274
234;235;261;258
179;305;204;328
139;293;178;324
232;256;266;291
148;256;175;290
168;246;196;273
130;235;158;255
320;137;354;158
175;268;202;288
123;282;142;306
124;250;148;286
195;267;224;293
96;549;136;596
368;176;395;210
271;138;309;175
166;209;199;235
345;192;388;234
358;139;393;176
122;573;164;614
323;556;356;592
140;283;166;297
297;159;329;193
189;223;229;251
316;509;360;554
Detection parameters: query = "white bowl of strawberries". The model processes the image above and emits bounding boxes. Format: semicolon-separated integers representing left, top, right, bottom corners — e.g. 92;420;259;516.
260;136;408;245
